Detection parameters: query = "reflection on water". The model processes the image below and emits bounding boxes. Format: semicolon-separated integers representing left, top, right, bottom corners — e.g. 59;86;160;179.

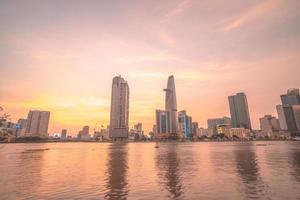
156;144;184;199
1;142;300;200
105;143;128;200
291;151;300;183
234;145;266;199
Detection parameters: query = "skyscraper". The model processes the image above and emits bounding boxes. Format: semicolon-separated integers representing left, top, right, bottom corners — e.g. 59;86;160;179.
164;75;178;134
25;110;50;136
16;118;27;137
259;115;280;132
228;92;252;129
109;76;129;140
178;110;192;139
278;88;300;136
276;105;288;130
61;129;67;139
281;88;300;105
191;122;199;136
156;110;171;134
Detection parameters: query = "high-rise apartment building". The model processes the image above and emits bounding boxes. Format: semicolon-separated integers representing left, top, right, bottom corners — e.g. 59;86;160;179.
156;110;171;134
278;89;300;136
178;110;192;139
228;92;252;129
109;76;129;139
281;88;300;105
61;129;67;139
16;118;27;137
276;105;288;130
25;110;50;136
192;122;199;136
259;115;280;132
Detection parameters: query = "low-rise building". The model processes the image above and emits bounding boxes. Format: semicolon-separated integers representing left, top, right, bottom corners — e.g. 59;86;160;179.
230;128;251;139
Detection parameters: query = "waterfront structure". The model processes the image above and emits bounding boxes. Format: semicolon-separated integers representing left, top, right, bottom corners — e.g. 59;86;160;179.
217;124;231;138
259;115;280;132
196;128;213;138
228;92;252;129
25;110;50;137
207;117;231;135
164;75;178;134
109;76;129;140
61;129;67;139
155;110;171;136
230;128;251;139
178;110;192;139
255;130;291;139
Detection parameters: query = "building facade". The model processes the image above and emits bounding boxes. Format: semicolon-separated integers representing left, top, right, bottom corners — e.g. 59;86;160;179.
178;110;192;139
25;110;50;137
164;75;178;134
156;110;171;134
259;115;280;132
276;105;288;130
228;92;252;129
192;122;199;136
61;129;67;139
280;88;300;105
278;89;300;136
109;76;130;140
207;117;231;135
230;128;251;139
16;118;27;137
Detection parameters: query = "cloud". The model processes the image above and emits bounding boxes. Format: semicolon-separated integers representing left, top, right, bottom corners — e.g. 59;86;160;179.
162;0;193;22
222;0;283;32
114;52;175;64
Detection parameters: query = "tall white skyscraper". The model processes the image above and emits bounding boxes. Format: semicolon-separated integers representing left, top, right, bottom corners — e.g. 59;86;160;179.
109;75;129;140
164;75;178;133
25;110;50;136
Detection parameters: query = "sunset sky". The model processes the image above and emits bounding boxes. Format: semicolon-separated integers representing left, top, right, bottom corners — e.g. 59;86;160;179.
1;0;300;135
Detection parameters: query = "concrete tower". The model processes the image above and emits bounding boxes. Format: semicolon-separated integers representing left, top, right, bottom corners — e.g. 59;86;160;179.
25;110;50;137
109;76;129;140
228;92;252;129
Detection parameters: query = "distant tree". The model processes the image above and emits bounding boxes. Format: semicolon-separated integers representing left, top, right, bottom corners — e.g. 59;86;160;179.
0;106;10;127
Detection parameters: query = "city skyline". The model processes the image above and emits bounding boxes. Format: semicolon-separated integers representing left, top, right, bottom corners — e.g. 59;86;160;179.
1;0;300;134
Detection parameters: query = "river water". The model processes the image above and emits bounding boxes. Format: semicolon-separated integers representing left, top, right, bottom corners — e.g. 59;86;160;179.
0;142;300;200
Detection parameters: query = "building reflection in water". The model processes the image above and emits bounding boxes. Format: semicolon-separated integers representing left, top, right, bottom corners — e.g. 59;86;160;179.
12;146;46;199
156;144;184;199
291;151;300;183
234;144;265;199
104;143;128;200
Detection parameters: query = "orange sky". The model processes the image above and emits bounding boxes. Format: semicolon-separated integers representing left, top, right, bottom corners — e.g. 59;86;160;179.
1;0;300;135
